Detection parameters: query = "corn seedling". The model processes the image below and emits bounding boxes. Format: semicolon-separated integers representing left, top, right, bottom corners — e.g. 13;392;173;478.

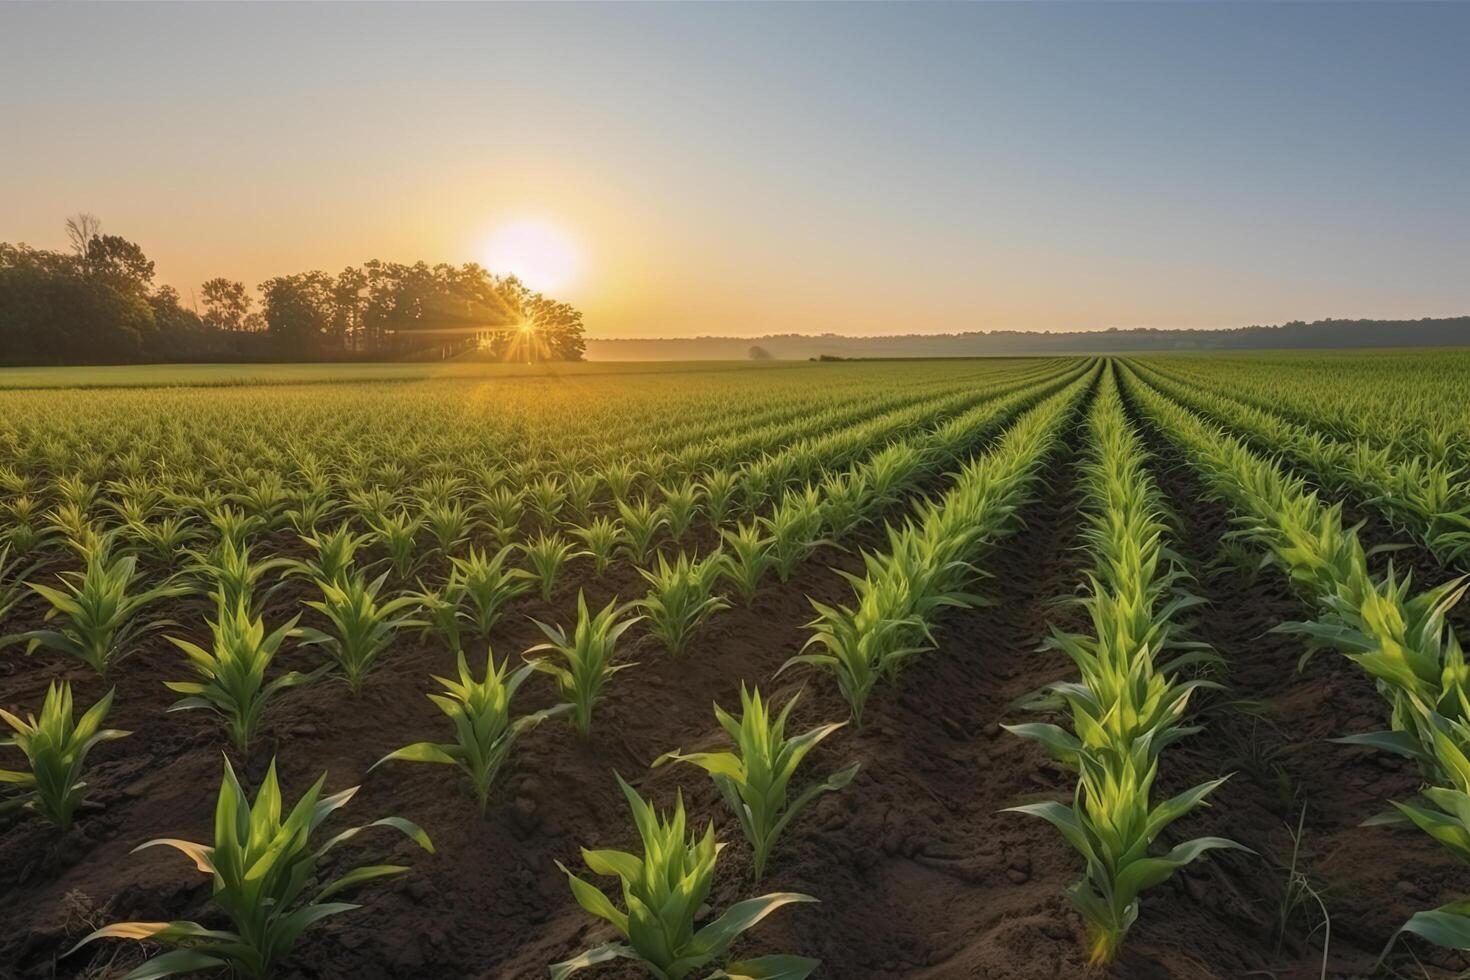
373;648;567;811
164;597;322;753
550;773;819;980
637;552;730;656
206;504;264;550
718;521;775;605
761;486;825;583
3;538;188;676
617;496;668;564
602;460;640;503
571;516;621;576
298;571;423;692
530;476;568;527
481;485;525;546
1007;738;1244;965
288;522;373;587
449;544;535;638
522;530;576;602
123;515;200;567
655;686;858;880
661;479;702;540
70;756;432;979
422;498;475;554
526;591;642;736
367;510;424;580
187;537;293;615
407;578;470;652
0;683;128;831
701;468;740;527
564;471;600;523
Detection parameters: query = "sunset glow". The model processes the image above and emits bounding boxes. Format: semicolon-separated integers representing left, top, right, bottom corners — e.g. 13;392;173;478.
482;220;582;295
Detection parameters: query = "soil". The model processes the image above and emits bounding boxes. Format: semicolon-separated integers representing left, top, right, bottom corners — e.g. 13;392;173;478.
3;391;1468;980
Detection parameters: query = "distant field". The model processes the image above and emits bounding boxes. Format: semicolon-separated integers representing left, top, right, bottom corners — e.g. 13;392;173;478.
0;358;830;390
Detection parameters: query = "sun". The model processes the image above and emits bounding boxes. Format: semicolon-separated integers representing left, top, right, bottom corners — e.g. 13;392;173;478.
481;219;582;294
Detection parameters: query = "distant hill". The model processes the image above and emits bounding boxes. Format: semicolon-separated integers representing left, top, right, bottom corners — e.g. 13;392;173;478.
586;316;1470;360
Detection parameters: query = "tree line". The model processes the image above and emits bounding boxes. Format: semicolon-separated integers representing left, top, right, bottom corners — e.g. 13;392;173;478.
0;215;585;366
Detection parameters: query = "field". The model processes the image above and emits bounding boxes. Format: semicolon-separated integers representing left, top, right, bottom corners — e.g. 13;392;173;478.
1;353;1469;980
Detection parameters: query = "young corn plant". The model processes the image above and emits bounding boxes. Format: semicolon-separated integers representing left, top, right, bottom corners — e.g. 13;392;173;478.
283;494;337;536
522;530;576;602
617;496;668;564
1007;737;1244;966
421;498;475;554
0;683;128;831
526;591;642;736
817;470;871;539
701;468;740;528
571;516;621;576
602;460;640;504
164;597;323;753
3;538;188;676
718;521;776;605
406;578;469;652
565;471;600;524
654;686;858;881
123;515;200;567
529;476;568;527
206;504;264;551
373;648;567;812
481;485;525;547
1372;720;1470;963
187;537;293;615
761;486;826;583
297;571;422;692
70;756;432;979
449;544;535;638
288;522;373;587
661;479;702;540
782;599;920;727
637;552;730;656
551;773;819;980
368;510;425;580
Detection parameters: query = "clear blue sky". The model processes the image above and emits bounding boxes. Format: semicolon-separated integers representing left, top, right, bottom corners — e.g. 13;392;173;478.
2;1;1466;337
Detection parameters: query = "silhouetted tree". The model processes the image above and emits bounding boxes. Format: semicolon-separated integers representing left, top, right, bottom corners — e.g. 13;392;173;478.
200;278;255;332
259;272;334;356
0;216;588;364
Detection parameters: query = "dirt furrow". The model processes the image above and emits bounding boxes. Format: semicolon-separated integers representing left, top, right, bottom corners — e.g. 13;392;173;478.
1119;397;1469;979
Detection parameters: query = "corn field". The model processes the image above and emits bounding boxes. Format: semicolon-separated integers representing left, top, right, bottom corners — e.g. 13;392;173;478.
1;354;1468;979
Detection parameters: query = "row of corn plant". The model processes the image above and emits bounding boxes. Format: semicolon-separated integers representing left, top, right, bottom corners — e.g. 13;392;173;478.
1006;363;1243;965
1129;358;1470;567
787;366;1098;725
0;364;1035;576
619;366;1095;659
1120;361;1470;961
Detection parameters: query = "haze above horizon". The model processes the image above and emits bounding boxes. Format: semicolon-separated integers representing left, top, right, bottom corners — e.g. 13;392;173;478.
2;2;1466;340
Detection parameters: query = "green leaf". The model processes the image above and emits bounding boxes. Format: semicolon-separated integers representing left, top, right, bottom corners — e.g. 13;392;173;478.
119;949;230;980
317;864;409;901
712;955;822;980
692;893;818;956
547;942;642;980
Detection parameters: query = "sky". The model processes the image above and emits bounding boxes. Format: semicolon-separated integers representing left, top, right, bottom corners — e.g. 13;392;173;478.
2;2;1467;339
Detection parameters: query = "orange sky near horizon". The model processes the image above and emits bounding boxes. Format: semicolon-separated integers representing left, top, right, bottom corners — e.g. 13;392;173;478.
2;3;1466;340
